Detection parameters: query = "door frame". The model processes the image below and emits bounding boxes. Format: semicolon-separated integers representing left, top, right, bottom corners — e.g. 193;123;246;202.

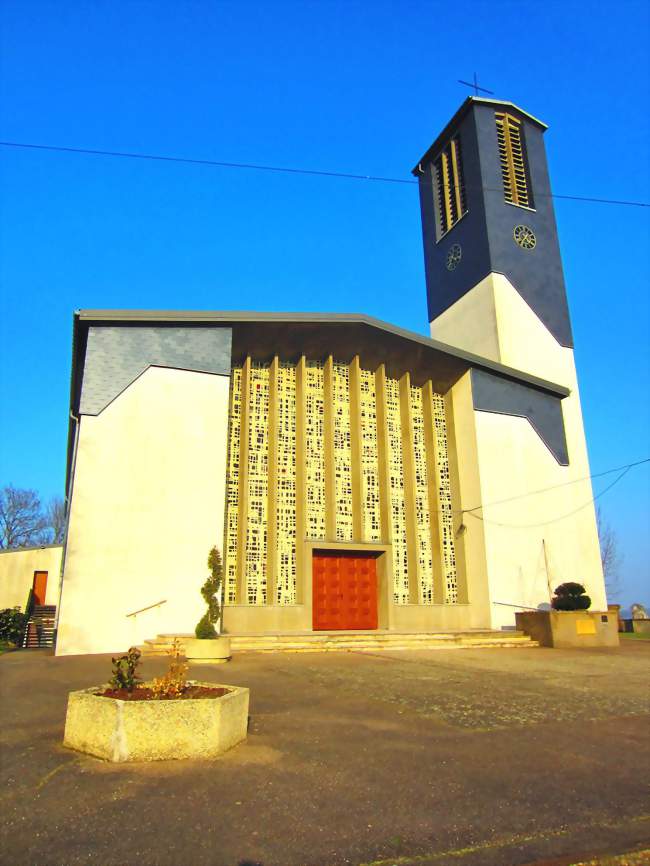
32;571;48;606
304;541;393;631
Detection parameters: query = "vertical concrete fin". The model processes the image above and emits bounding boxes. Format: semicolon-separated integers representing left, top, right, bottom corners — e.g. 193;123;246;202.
323;356;336;541
374;364;393;545
294;356;307;604
348;355;364;541
235;356;251;604
399;372;420;604
444;378;481;607
422;381;446;605
266;356;279;605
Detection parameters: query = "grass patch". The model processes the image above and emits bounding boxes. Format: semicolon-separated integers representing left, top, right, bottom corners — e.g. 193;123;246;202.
620;631;650;641
0;641;18;654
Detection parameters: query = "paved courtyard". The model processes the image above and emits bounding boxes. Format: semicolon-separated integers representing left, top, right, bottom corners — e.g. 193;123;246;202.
1;642;649;866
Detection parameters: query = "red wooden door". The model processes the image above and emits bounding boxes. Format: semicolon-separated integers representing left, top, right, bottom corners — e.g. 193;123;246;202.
312;552;378;630
32;571;48;606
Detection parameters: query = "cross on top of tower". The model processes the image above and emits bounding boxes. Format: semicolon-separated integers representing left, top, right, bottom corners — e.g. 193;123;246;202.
457;72;494;97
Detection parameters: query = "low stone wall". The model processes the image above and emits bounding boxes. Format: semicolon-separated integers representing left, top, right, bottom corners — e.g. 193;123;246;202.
515;610;619;648
623;618;650;635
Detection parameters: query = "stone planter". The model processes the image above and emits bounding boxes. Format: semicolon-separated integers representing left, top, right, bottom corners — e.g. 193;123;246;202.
622;618;650;635
515;610;619;648
185;636;231;664
63;681;249;762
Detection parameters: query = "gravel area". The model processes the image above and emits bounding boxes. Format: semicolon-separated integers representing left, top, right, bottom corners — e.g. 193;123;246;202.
1;642;648;866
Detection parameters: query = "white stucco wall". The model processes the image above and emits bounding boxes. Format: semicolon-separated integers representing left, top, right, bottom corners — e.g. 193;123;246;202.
56;366;230;655
0;546;63;610
430;274;503;362
474;411;606;628
432;275;606;629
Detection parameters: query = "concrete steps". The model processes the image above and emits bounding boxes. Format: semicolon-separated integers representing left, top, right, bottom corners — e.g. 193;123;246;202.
140;630;538;655
23;605;57;649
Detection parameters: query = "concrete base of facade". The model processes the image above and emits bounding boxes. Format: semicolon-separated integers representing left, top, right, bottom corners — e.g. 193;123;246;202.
222;602;484;634
140;629;537;655
63;682;249;762
515;610;619;648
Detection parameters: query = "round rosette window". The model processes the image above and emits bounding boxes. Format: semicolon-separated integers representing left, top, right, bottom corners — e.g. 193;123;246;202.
513;225;537;250
446;243;462;271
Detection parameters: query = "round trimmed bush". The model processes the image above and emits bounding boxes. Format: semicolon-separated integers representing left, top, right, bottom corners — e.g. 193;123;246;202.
195;612;217;639
551;582;591;611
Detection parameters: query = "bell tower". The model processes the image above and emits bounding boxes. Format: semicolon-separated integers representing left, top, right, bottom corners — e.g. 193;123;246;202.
412;97;608;624
413;97;573;375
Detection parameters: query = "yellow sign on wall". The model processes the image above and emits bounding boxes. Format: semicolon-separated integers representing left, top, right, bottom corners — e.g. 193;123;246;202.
576;618;597;635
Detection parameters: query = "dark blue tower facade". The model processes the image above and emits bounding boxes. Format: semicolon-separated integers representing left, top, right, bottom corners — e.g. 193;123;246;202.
413;97;573;348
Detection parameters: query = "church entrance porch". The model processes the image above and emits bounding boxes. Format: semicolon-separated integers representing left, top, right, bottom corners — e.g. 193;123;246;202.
312;551;378;631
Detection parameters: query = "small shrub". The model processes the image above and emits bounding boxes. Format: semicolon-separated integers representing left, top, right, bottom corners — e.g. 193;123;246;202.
0;609;26;645
194;546;223;639
195;613;216;639
551;582;591;611
109;647;142;692
150;638;189;699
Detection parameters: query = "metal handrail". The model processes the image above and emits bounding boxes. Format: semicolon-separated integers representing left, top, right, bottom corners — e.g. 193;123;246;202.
492;601;544;610
125;599;167;618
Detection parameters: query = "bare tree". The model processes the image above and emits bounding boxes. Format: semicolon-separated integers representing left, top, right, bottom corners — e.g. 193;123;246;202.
46;496;67;544
0;485;49;550
597;505;623;599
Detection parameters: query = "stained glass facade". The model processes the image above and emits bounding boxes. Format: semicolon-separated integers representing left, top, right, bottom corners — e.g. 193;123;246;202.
224;366;241;604
304;361;326;541
411;386;434;603
359;369;381;542
275;363;297;604
384;377;409;604
333;362;353;541
432;393;458;603
245;363;269;604
224;358;458;608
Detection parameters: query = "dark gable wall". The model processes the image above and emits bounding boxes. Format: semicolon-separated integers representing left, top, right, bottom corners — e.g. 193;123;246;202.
471;369;569;465
417;102;574;348
79;325;232;415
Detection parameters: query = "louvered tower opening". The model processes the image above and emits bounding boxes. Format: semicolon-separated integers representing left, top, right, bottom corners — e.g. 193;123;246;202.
495;111;534;208
432;136;467;239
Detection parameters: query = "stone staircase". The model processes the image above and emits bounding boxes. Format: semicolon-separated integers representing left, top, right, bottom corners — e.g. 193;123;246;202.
140;629;538;656
23;605;57;648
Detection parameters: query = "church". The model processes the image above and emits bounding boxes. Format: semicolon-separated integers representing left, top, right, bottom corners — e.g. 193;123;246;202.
54;96;607;656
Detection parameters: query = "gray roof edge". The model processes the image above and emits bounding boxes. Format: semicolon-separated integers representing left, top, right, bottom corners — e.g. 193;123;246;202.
77;309;369;323
469;97;547;129
0;544;64;555
74;309;569;398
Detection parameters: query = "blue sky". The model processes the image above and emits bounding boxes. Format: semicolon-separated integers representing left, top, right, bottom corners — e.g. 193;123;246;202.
1;0;648;606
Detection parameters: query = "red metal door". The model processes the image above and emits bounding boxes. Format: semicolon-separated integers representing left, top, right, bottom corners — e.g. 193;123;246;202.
312;552;378;630
32;571;48;606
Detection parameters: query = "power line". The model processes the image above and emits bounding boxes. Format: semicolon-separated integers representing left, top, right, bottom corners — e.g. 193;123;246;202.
1;140;648;208
465;466;628;529
460;457;650;515
0;140;415;185
462;459;647;529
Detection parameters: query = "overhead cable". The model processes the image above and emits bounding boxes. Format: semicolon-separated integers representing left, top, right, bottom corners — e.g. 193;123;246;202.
1;140;648;208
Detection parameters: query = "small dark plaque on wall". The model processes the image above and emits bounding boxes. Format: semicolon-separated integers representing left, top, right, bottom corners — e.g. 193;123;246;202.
601;615;608;623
